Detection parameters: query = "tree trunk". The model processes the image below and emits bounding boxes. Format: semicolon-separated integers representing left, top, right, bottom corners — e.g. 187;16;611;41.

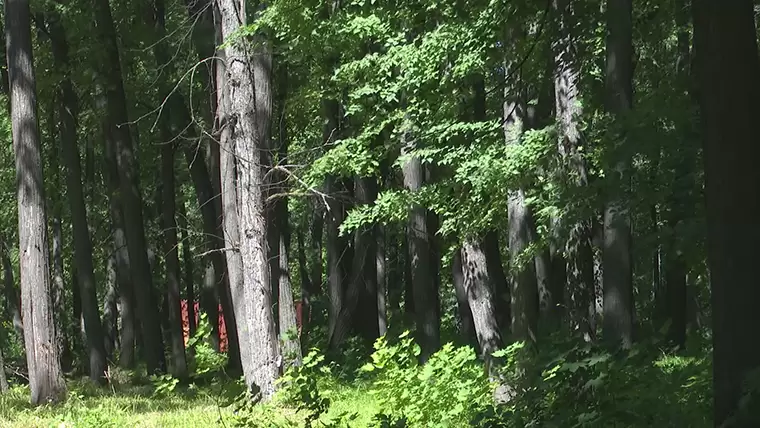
693;0;760;424
452;250;476;345
0;342;8;392
6;0;66;403
401;127;440;362
461;241;503;374
92;0;165;374
553;0;595;340
325;175;345;341
217;0;279;399
602;0;634;350
178;198;196;347
377;226;387;336
49;13;108;381
103;256;118;359
0;237;22;336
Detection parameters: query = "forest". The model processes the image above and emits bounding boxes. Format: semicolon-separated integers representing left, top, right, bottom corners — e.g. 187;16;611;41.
0;0;757;426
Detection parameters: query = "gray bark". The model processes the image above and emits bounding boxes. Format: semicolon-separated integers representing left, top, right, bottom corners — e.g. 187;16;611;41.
401;127;440;362
6;0;67;403
452;250;476;345
217;0;280;399
0;342;8;392
0;237;22;336
377;226;387;336
461;241;503;374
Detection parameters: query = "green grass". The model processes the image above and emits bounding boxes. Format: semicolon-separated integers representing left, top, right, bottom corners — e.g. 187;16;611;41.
0;376;380;427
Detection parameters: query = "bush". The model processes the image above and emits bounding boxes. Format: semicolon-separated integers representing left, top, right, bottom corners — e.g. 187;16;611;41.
361;331;491;427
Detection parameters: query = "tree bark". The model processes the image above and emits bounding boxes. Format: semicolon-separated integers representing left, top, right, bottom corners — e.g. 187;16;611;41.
452;250;476;345
103;256;118;359
602;0;634;350
401;127;440;362
6;0;67;403
693;0;760;424
92;0;165;374
553;0;596;340
217;0;280;399
0;342;8;392
177;197;196;347
461;241;503;373
325;175;345;342
377;225;387;336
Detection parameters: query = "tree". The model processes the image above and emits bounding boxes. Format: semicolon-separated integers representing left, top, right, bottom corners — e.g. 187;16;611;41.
693;0;760;424
92;0;166;374
602;0;634;349
6;0;66;404
217;0;280;399
48;11;108;382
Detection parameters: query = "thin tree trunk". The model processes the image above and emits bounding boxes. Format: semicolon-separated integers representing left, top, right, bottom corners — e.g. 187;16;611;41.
0;342;8;392
217;0;279;399
178;198;196;347
6;0;66;403
553;0;595;340
377;225;387;336
693;0;760;424
92;0;165;374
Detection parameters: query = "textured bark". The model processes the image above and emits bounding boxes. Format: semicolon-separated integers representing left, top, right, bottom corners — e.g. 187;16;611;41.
693;1;760;424
309;207;324;295
103;256;118;359
401;129;440;362
49;14;107;381
602;0;634;350
461;241;503;373
92;0;165;374
217;0;280;399
325;176;345;341
553;0;596;340
6;0;67;403
452;250;476;345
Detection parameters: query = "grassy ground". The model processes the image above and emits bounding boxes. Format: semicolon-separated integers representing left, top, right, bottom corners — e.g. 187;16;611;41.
0;376;379;427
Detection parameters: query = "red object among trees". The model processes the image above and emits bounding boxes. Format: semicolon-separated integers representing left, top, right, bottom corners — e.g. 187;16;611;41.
180;300;228;352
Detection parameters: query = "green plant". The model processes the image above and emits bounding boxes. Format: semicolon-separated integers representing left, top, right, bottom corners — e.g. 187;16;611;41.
361;331;491;427
278;350;332;427
188;313;228;379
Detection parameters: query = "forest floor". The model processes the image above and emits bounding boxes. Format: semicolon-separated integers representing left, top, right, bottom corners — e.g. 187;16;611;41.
0;376;379;427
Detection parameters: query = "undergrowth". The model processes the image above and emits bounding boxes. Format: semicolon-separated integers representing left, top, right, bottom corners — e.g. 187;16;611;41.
1;329;717;427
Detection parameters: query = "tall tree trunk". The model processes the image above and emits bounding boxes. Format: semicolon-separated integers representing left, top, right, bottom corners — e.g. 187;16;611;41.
461;241;503;374
693;0;760;424
325;176;345;342
49;13;107;382
602;0;634;350
92;0;166;374
662;0;691;350
401;127;440;362
553;0;595;340
6;0;66;403
151;0;188;379
217;0;280;399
